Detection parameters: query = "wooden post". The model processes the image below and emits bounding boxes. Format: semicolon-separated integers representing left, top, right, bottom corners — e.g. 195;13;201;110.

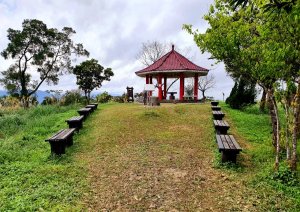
158;74;163;100
179;73;184;101
194;73;198;101
146;75;149;84
164;76;167;99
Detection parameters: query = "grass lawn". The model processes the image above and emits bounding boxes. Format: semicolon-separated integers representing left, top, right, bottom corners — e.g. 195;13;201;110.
0;102;299;211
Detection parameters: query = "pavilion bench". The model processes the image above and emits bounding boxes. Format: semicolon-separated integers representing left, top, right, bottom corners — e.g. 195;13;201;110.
213;120;230;134
89;103;98;109
66;116;84;131
45;128;76;155
77;107;92;120
212;111;225;120
211;101;219;106
211;106;221;111
85;104;97;112
216;134;242;163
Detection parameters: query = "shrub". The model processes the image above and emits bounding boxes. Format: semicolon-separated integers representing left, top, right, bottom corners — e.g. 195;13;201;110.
226;77;256;109
96;92;112;103
61;90;84;105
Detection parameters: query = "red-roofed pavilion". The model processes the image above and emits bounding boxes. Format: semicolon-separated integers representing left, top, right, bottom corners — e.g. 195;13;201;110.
135;45;209;101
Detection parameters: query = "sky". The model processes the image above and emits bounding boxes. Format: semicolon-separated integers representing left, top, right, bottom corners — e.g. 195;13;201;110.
0;0;234;100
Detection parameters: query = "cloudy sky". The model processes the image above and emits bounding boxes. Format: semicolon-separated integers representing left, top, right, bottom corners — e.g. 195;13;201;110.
0;0;234;100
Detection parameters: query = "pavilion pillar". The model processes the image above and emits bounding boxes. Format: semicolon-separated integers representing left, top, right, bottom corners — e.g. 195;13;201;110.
163;76;167;99
194;73;199;101
157;74;163;100
146;75;149;84
179;72;184;101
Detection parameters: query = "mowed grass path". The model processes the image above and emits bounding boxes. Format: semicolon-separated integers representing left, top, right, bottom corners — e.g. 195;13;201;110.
75;103;259;211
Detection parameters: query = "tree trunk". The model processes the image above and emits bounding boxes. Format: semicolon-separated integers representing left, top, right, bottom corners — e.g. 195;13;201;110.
285;104;291;161
267;89;279;148
260;87;267;112
291;79;300;171
268;89;280;171
202;90;206;100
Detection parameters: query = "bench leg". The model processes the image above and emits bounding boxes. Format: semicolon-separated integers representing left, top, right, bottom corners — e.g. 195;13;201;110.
66;135;74;147
49;141;65;155
221;151;237;163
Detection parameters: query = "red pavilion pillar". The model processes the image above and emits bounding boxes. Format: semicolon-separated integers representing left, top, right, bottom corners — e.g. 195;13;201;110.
163;76;167;99
179;72;184;101
157;74;163;100
146;75;149;84
194;73;199;101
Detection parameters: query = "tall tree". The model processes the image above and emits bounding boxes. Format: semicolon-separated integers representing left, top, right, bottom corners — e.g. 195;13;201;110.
0;19;89;107
73;59;114;104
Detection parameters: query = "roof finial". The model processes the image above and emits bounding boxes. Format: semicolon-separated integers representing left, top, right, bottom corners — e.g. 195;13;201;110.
172;44;175;51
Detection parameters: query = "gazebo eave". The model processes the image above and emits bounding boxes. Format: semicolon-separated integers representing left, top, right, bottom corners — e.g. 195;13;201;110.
135;69;209;78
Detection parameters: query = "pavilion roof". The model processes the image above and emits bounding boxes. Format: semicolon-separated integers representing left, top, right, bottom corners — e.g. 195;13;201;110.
135;45;209;77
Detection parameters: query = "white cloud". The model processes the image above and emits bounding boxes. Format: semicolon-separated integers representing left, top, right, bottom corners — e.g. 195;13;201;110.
0;0;233;100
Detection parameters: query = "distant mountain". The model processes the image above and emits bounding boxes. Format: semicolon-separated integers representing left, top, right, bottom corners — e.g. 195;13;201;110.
0;90;122;103
0;90;7;97
0;90;51;103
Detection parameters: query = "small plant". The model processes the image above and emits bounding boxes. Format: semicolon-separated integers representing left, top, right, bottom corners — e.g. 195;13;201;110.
271;164;298;186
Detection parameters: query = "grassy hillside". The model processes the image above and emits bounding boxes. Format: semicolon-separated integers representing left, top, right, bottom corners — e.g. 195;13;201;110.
0;105;87;210
0;102;299;211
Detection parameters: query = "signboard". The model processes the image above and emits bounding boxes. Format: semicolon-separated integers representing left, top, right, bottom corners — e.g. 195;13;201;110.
144;84;155;91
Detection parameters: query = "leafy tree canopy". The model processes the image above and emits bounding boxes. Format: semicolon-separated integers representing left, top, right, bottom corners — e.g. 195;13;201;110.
73;59;114;104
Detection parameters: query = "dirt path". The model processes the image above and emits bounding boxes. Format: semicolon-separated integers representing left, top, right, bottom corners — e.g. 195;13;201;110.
76;103;257;211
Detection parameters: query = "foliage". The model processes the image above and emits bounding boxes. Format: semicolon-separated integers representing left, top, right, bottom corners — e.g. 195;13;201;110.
61;90;84;106
73;59;113;104
184;0;300;171
226;77;256;109
0;19;89;107
41;96;58;105
96;91;112;103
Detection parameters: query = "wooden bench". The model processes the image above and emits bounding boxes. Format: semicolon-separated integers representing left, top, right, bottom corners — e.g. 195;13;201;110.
213;120;230;134
45;128;76;155
211;106;221;111
85;104;97;112
212;111;225;120
66;116;84;131
89;103;98;109
211;101;219;106
77;108;92;120
216;134;242;163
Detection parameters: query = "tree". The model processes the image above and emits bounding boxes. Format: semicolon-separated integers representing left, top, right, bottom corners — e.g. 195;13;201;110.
225;77;256;109
0;19;89;107
198;74;216;100
73;59;114;104
184;0;300;171
136;41;168;66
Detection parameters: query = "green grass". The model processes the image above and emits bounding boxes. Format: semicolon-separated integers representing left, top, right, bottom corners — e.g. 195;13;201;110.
1;102;300;211
220;102;300;210
0;104;87;210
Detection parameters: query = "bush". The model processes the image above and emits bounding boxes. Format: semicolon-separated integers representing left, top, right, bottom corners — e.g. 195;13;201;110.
61;90;84;105
226;77;256;109
96;92;112;103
